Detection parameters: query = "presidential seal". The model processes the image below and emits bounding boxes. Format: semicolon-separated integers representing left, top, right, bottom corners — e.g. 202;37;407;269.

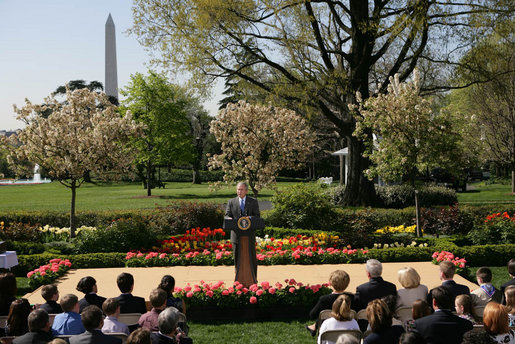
237;216;251;231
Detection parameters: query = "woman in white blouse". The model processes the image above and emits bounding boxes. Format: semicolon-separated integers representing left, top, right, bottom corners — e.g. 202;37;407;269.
396;267;428;309
318;294;360;344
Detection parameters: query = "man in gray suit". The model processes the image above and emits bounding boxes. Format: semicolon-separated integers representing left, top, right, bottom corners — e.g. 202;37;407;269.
225;182;260;280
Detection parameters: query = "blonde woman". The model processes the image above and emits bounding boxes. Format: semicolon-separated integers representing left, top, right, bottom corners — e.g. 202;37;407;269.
396;267;428;308
318;294;359;344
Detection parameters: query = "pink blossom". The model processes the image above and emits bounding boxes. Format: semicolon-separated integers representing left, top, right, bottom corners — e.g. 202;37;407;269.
249;296;257;304
268;288;276;294
288;287;295;293
27;271;34;278
256;290;264;296
186;292;193;298
206;290;214;298
40;272;46;276
159;253;167;259
222;290;229;296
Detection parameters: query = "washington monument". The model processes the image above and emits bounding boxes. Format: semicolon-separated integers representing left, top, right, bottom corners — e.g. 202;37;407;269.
105;13;118;101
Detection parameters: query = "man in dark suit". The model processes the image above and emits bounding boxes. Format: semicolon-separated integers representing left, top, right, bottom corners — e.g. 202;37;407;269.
115;272;147;314
69;305;122;344
413;286;473;344
501;258;515;304
39;284;62;314
427;260;470;307
225;182;260;279
150;307;192;344
354;259;397;311
13;309;54;344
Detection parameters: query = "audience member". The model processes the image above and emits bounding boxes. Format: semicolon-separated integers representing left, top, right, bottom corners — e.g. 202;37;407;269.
51;294;85;335
317;294;359;344
12;309;54;344
69;305;122;344
471;267;502;306
461;330;497;344
398;331;426;344
501;259;515;305
102;297;129;335
455;294;479;324
139;288;168;332
412;286;473;344
76;276;107;313
405;299;432;330
396;267;428;309
427;261;469;307
307;269;354;336
6;298;31;336
505;285;515;326
127;328;152;344
150;307;193;344
0;272;17;316
363;299;404;344
158;275;185;313
335;334;359;344
40;284;63;314
355;259;396;311
48;339;68;344
482;302;515;344
116;272;147;314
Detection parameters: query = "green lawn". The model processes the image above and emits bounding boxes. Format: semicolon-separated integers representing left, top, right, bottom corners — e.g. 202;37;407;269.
463;266;510;290
457;181;514;204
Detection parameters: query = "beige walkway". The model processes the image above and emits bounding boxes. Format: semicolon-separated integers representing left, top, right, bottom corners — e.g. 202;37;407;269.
23;262;478;305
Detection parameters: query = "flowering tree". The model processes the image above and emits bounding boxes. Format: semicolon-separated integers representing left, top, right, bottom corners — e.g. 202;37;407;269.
4;87;143;237
208;101;315;197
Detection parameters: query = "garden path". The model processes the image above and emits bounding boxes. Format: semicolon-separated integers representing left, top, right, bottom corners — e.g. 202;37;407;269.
23;262;478;306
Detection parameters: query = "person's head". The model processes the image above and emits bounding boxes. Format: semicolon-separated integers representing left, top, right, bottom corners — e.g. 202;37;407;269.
329;270;350;292
455;294;475;318
76;276;97;294
508;259;515;277
7;298;31;335
0;272;17;298
158;275;175;295
366;259;382;278
505;285;515;313
398;267;421;289
335;334;359;344
41;284;59;302
127;328;152;344
331;294;353;321
461;330;497;344
102;298;120;317
60;294;79;313
150;288;168;310
431;286;453;310
439;261;456;280
381;294;398;316
366;299;392;333
28;309;50;332
476;267;493;284
412;299;432;320
81;305;104;331
483;302;509;335
236;182;248;198
158;307;179;336
49;339;68;344
117;272;134;293
399;331;427;344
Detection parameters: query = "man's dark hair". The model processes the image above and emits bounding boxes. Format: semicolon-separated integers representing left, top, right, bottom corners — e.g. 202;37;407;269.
158;275;175;294
60;294;79;312
117;272;134;293
28;309;49;332
76;276;96;294
41;284;58;301
508;259;515;277
399;331;426;344
476;267;492;283
461;330;496;344
81;305;103;331
431;286;453;310
102;297;119;316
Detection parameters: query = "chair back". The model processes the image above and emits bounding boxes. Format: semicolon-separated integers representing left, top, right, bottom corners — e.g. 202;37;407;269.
356;309;367;320
0;316;7;328
177;311;187;324
473;305;486;318
363;329;373;338
0;337;15;344
320;329;362;343
394;306;413;322
106;332;129;344
118;313;142;326
471;324;485;332
48;313;57;325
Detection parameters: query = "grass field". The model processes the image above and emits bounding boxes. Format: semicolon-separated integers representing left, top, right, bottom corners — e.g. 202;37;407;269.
457;181;514;204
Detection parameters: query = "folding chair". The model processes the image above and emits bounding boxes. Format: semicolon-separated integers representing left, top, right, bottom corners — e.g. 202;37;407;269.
118;313;142;326
0;317;7;328
356;309;367;320
394;306;413;329
320;329;362;343
106;332;129;344
473;305;485;319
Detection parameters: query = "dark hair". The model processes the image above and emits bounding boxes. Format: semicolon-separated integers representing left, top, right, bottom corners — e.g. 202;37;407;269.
158;275;175;295
366;299;392;332
81;305;103;331
60;294;79;312
381;294;397;316
41;284;58;301
7;298;31;336
439;261;456;279
127;328;151;344
412;299;432;320
102;298;119;316
461;330;497;344
331;294;353;321
508;259;515;277
117;273;134;293
150;288;168;308
476;267;492;283
28;309;49;332
431;286;453;310
76;276;96;294
399;331;426;344
0;273;17;302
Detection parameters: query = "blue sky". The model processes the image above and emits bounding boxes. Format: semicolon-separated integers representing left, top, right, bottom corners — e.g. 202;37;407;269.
0;0;222;131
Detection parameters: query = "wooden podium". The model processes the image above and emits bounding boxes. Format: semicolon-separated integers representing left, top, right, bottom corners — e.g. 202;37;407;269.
224;216;265;287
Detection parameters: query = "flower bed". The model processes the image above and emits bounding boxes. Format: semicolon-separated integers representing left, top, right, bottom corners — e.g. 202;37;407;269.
27;258;72;288
431;250;467;273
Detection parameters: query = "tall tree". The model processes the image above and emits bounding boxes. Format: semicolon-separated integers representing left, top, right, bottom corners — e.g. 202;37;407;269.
129;0;512;205
120;72;193;196
185;99;211;184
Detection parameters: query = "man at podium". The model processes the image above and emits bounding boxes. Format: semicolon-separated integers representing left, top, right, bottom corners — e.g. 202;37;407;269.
225;182;261;282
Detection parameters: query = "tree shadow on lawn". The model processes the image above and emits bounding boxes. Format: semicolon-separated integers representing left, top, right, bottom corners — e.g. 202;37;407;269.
131;194;232;200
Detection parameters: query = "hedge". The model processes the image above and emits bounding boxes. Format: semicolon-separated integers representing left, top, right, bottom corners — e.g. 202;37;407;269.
256;226;341;239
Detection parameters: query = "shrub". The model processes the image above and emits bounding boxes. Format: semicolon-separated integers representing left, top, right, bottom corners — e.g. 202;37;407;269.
467;212;515;245
27;258;72;288
150;168;224;182
257;227;341;239
419;204;474;236
0;222;42;242
6;241;46;255
374;184;457;208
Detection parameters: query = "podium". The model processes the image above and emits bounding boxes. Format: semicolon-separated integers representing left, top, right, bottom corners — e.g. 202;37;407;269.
224;216;265;287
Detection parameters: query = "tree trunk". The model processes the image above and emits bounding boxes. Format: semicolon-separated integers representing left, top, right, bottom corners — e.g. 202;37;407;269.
146;160;152;197
512;169;514;194
70;180;77;238
192;168;201;184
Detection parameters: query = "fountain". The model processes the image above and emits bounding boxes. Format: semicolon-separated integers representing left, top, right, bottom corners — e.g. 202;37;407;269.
0;163;51;185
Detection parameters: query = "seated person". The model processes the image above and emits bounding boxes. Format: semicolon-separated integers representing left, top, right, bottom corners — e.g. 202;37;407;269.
0;272;18;316
501;259;515;304
127;328;152;344
471;267;502;306
317;294;359;344
139;288;168;332
159;275;185;313
455;294;480;324
69;305;122;344
483;302;515;344
115;272;147;314
39;284;63;314
505;285;515;326
102;297;130;335
427;261;469;307
6;298;32;336
461;331;497;344
355;259;396;311
399;332;427;344
150;307;192;344
306;269;354;336
76;276;107;313
13;309;54;344
363;299;404;344
51;294;85;335
396;267;428;308
406;299;432;329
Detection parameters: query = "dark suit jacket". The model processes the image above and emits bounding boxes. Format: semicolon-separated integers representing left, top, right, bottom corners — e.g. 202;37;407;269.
309;292;355;319
412;309;473;344
39;300;62;314
363;325;404;344
225;196;260;243
79;293;106;313
354;277;396;311
116;293;147;314
12;331;53;344
69;329;122;344
150;332;193;344
501;278;515;304
427;280;470;306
